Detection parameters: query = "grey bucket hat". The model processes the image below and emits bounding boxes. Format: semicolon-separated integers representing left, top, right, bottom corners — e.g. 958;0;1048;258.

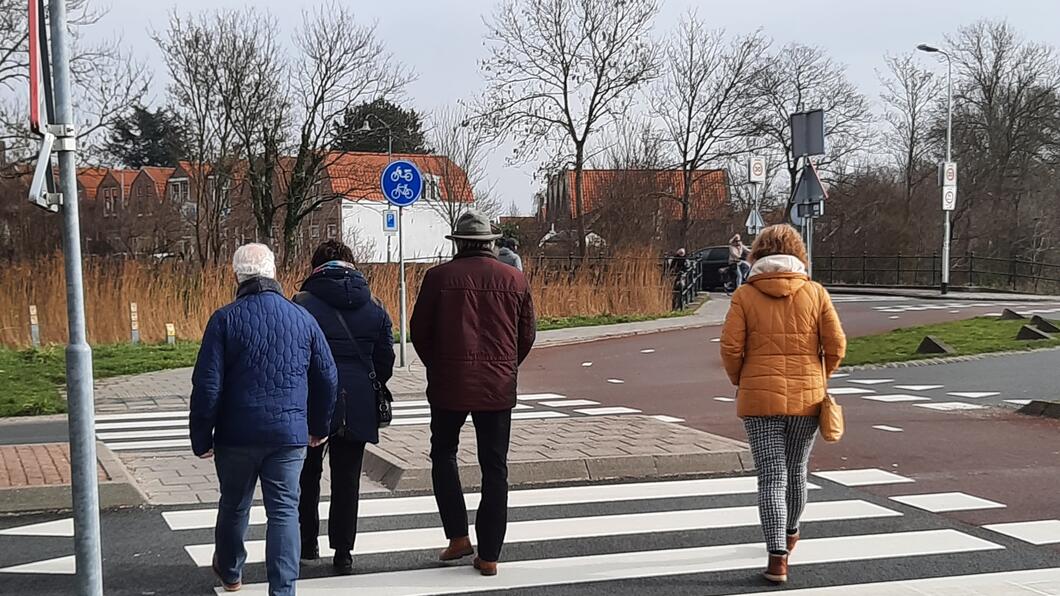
445;210;502;241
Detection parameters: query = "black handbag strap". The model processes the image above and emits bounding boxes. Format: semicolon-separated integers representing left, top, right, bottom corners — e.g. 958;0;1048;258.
331;308;381;389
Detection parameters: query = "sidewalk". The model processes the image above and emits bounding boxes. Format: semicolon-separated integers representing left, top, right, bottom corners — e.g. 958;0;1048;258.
0;442;143;513
827;286;1060;302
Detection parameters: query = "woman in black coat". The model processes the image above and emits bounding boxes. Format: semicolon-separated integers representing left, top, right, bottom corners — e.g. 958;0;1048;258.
295;241;394;574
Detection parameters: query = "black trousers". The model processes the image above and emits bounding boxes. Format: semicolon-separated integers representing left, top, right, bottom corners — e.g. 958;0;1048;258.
298;436;366;555
429;406;512;563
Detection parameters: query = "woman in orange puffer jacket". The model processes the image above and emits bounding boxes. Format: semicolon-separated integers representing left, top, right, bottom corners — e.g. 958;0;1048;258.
719;224;847;584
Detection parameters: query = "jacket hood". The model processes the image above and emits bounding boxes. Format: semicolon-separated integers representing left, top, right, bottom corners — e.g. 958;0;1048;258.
747;254;809;298
300;263;372;310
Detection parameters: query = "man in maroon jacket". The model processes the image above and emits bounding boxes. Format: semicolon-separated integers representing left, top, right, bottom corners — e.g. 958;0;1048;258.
410;210;536;577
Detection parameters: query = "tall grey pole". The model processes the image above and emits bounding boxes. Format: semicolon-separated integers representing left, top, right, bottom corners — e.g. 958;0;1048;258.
388;130;407;368
941;53;953;295
48;0;103;593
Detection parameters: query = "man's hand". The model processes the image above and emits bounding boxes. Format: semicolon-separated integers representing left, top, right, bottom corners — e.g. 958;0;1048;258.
309;435;327;448
198;449;214;459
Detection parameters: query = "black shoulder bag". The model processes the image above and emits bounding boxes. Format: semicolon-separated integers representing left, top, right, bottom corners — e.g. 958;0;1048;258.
332;310;394;430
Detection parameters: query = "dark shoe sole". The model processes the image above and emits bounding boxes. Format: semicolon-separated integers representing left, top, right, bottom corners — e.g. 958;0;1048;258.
211;560;242;592
439;547;475;561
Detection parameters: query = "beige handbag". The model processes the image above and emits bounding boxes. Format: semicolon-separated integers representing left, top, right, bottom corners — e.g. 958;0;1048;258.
818;320;844;442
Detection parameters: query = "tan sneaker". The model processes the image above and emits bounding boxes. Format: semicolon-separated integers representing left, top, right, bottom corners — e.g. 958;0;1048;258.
473;557;498;576
763;553;788;583
787;531;800;554
439;536;475;561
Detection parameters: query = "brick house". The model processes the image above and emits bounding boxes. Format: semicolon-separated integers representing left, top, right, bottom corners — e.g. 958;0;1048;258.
542;168;730;250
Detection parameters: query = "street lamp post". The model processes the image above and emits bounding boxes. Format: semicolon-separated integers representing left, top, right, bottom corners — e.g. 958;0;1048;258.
917;43;954;295
362;115;408;367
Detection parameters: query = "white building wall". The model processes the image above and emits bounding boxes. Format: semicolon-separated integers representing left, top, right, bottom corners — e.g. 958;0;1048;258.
341;200;455;263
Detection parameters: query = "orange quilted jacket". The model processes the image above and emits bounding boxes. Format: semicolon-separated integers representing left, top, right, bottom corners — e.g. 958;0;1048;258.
720;258;847;418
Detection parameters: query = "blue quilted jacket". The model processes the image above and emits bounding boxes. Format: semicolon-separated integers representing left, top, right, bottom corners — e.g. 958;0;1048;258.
189;277;338;456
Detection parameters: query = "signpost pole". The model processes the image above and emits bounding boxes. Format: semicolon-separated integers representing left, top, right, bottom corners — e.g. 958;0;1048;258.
942;55;953;295
48;0;103;593
398;206;407;368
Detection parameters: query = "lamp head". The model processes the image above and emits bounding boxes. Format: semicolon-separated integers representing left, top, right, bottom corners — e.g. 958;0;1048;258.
917;44;940;53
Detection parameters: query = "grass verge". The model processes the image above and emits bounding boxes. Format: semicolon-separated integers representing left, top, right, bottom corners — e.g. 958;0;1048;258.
844;317;1060;366
2;310;693;418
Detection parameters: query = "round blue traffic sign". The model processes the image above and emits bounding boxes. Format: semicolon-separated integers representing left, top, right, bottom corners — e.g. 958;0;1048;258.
380;160;423;208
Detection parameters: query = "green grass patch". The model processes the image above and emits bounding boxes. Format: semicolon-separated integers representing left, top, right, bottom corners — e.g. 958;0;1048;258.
0;342;200;418
536;311;689;332
844;317;1060;366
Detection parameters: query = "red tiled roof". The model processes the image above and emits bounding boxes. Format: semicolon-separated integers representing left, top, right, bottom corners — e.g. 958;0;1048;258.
323;152;473;203
137;166;176;197
562;169;729;220
77;167;109;200
99;169;137;197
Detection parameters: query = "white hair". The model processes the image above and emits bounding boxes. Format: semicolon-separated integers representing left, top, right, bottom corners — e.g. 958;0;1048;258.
232;243;276;283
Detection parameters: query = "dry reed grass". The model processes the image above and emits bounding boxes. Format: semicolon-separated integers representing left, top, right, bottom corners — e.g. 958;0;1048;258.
0;254;669;348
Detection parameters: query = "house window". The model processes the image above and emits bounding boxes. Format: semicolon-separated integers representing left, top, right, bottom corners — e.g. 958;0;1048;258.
326;224;337;239
310;224;320;239
168;179;189;204
137;185;147;216
103;193;115;217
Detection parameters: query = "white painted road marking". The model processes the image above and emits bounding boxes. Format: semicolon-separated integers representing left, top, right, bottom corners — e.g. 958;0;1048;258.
0;518;73;537
828;387;876;395
847;379;894;385
983;520;1060;545
575;406;641;416
539;399;599;407
915;402;986;411
872;425;903;432
734;568;1060;595
947;391;1001;399
652;415;685;423
813;469;915;487
0;555;76;575
894;385;944;391
713;397;735;402
165;476;804;531
606;379;625;384
860;394;931;403
891;492;1006;513
188;499;900;567
225;530;1001;595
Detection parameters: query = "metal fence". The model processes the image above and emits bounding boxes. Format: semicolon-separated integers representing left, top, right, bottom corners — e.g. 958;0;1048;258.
814;253;1060;294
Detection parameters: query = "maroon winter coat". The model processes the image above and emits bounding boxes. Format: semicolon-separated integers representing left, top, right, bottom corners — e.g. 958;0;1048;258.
410;249;536;412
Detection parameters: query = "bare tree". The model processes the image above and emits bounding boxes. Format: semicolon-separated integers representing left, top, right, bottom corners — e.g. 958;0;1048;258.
653;12;768;246
878;53;942;202
753;43;873;196
278;3;412;261
479;0;661;256
426;105;496;231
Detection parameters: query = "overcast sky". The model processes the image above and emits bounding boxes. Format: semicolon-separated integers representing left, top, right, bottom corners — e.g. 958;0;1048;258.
85;0;1060;213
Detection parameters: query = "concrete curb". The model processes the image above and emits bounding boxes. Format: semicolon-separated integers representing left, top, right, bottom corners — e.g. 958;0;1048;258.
837;345;1060;373
0;442;146;514
1017;400;1060;419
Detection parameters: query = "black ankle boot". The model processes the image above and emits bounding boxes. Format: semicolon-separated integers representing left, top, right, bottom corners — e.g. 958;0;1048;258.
333;551;353;574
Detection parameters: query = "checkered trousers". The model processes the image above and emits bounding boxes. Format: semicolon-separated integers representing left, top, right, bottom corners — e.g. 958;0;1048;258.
743;416;819;553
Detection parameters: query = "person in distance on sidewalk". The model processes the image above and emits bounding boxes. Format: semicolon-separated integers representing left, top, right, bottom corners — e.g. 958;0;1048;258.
190;243;338;595
294;240;395;575
411;210;537;577
719;224;847;584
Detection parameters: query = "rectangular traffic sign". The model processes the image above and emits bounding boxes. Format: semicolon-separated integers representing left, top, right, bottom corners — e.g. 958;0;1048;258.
748;156;766;184
940;161;957;187
942;184;957;211
383;209;399;235
791;109;825;158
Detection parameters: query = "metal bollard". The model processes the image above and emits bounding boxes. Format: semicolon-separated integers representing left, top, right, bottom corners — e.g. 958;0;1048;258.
29;304;41;348
165;323;176;345
129;302;140;345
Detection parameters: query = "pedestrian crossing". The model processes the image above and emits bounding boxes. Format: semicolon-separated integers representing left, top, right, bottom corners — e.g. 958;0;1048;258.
95;393;663;453
148;470;1060;595
4;469;1059;595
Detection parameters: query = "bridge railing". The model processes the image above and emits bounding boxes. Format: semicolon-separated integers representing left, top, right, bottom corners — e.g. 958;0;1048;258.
815;253;1060;294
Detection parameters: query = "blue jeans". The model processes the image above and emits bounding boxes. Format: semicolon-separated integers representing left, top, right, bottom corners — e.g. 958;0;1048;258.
214;445;306;596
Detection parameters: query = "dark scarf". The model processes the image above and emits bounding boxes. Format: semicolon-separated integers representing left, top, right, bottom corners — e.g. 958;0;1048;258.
236;276;284;299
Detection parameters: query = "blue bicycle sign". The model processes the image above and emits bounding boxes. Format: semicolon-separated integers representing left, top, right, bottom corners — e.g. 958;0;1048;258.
380;160;423;208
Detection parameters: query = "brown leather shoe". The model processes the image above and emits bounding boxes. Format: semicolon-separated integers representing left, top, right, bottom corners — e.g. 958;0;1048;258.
439;536;474;561
211;555;242;592
763;553;788;583
473;557;498;576
787;531;800;554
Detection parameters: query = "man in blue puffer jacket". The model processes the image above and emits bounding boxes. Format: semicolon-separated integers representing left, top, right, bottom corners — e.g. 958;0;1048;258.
190;243;338;596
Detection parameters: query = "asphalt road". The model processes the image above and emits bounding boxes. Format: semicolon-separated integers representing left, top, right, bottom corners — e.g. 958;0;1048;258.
1;473;1058;595
0;417;69;445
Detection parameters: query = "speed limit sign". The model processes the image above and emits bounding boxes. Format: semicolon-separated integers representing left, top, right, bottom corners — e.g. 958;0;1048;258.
748;156;766;184
941;161;957;187
942;185;957;211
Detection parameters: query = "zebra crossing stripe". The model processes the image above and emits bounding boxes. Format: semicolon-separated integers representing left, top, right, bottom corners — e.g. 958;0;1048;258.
0;555;76;575
734;568;1060;595
186;499;897;567
225;529;1001;595
162;476;819;531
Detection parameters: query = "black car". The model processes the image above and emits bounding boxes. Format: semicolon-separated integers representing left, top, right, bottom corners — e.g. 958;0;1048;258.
692;245;732;291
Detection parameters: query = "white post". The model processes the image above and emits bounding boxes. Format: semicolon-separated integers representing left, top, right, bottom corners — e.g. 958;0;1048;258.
942;54;953;295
